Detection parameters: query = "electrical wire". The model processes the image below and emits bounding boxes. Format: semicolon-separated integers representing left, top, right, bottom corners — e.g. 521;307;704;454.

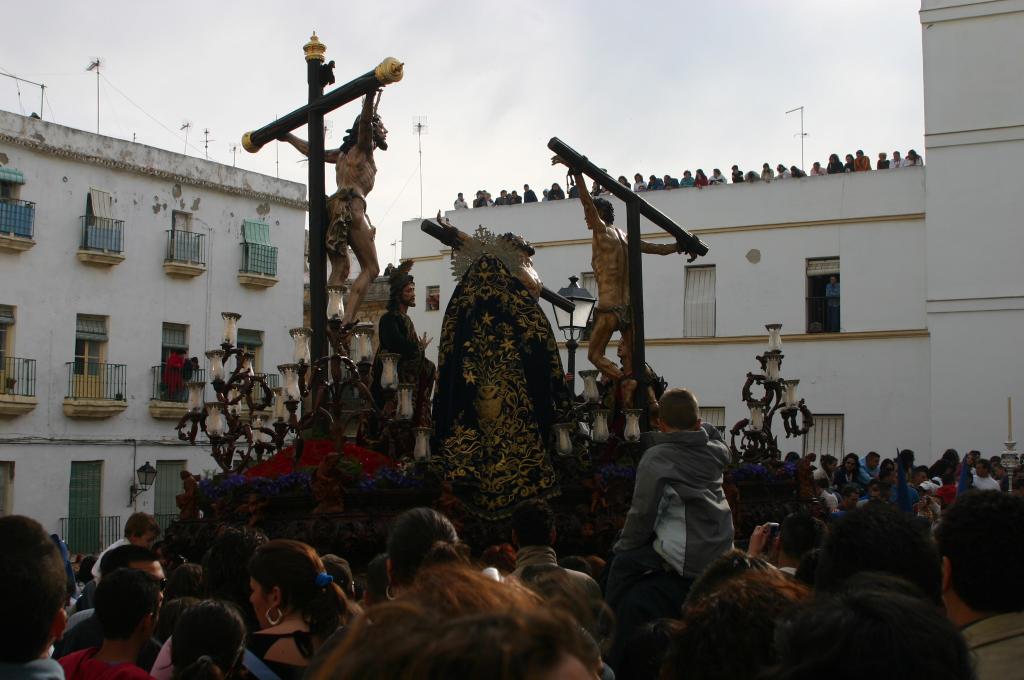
99;73;218;161
379;164;420;221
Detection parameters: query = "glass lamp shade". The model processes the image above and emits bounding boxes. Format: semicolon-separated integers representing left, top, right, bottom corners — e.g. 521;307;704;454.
227;388;242;415
765;351;781;382
326;286;346;320
186;381;206;413
413;427;432;462
290;327;312;364
136;461;158;489
206;349;226;381
766;323;783;351
271;388;287;422
749;404;765;431
624;409;643;442
278;364;301;400
554;422;574;456
221;312;241;346
579;370;601;403
592;409;611;443
353;324;375;363
379;353;400;390
205;402;226;436
553;276;597;335
783;379;800;408
397;383;415;420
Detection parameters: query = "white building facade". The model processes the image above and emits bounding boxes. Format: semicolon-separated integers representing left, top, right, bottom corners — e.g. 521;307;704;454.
400;0;1023;464
0;111;306;552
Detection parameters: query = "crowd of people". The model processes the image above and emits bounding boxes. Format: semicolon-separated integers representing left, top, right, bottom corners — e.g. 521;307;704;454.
454;148;924;209
2;389;1020;680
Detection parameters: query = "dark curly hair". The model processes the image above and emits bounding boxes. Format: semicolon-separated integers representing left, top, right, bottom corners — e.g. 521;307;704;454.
593;197;614;224
339;113;388;155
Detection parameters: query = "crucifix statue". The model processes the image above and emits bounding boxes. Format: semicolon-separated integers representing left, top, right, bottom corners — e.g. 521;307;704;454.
547;138;710;423
241;33;403;362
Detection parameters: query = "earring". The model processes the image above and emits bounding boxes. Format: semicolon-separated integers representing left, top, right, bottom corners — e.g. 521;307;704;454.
385;585;395;601
266;606;283;626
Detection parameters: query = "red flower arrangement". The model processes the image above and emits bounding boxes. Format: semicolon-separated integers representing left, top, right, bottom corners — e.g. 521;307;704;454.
243;439;395;479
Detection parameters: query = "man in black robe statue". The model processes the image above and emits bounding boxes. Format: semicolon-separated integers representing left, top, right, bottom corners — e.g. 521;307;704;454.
372;261;435;423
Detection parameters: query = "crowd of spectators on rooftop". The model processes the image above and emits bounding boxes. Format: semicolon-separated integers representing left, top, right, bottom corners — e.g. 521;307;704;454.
455;148;924;209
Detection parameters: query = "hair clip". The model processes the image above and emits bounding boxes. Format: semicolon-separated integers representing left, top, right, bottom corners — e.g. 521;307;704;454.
315;572;334;588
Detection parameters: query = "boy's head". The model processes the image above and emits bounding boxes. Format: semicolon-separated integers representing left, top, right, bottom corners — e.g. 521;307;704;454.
0;516;68;662
123;512;160;548
95;567;162;643
658;388;701;432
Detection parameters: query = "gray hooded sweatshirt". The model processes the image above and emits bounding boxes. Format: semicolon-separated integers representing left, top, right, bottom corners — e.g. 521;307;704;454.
614;423;734;578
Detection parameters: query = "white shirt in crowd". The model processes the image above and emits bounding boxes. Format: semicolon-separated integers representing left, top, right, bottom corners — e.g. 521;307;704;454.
890;156;905;169
776;169;791;180
972;474;1001;492
819;489;839;512
91;537;129;579
633;181;647;192
454;198;468;209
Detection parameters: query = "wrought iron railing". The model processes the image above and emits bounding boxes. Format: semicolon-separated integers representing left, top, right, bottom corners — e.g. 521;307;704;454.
0;356;36;396
60;515;121;556
240;242;277;276
0;198;35;238
806;296;841;333
152;364;207;402
80;215;124;253
66;362;127;400
165;230;205;264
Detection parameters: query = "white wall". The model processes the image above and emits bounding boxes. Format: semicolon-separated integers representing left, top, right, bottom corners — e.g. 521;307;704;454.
0;111;307;533
921;0;1024;455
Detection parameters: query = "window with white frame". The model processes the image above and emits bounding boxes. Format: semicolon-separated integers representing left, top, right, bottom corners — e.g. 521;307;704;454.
74;315;107;376
699;406;726;434
683;265;716;337
804;414;844;459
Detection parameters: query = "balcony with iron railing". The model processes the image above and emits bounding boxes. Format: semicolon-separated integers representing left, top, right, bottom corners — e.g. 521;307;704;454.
164;230;206;278
60;515;121;556
238;242;279;288
150;363;207;419
0;198;36;252
77;215;126;266
63;361;128;418
0;356;37;416
806;296;841;334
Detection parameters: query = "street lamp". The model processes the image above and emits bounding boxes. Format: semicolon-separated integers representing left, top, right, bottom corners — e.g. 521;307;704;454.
551;276;596;394
128;461;158;506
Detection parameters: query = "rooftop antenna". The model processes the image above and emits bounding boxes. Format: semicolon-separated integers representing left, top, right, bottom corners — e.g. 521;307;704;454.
391;239;402;264
0;72;46;120
413;116;428;218
229;143;239;167
180;121;192;155
785;106;808;171
86;58;102;133
202;128;215;160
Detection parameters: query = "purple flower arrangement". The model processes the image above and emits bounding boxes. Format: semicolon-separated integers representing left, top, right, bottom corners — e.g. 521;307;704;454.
198;471;312;502
357;464;426;491
596;463;637;483
729;462;797;482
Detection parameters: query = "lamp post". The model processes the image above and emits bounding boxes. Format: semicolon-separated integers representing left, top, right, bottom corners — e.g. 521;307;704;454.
128;461;158;506
551;276;596;395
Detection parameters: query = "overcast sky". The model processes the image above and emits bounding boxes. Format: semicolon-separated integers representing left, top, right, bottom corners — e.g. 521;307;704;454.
1;0;925;264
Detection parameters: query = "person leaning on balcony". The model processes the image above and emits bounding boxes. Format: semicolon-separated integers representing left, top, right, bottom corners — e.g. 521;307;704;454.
844;154;856;172
695;169;710;188
877;152;890;170
707;168;724;185
810;161;827;176
853;150;872;172
453;193;468;210
905;149;923;167
761;163;775;182
679;170;695;188
891;150;905;168
826;153;845;174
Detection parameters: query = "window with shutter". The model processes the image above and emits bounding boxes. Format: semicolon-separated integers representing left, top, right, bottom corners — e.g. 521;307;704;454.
0;462;12;515
699;406;727;434
68;461;103;554
161;323;188;361
154;461;185;532
237;329;262;372
0;305;13;364
74;315;107;377
683;266;716;337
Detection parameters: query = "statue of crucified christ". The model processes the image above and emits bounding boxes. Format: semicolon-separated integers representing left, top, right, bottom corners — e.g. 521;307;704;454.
283;93;388;326
552;156;688;406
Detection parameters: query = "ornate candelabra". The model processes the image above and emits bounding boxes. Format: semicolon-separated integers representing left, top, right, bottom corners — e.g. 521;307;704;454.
176;308;410;474
729;324;814;463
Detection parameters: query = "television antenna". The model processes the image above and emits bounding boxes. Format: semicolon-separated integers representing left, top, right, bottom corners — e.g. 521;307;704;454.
413;116;428;218
202;128;215;160
229;143;239;167
180;121;192;155
86;58;102;133
391;239;402;264
785;106;808;171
